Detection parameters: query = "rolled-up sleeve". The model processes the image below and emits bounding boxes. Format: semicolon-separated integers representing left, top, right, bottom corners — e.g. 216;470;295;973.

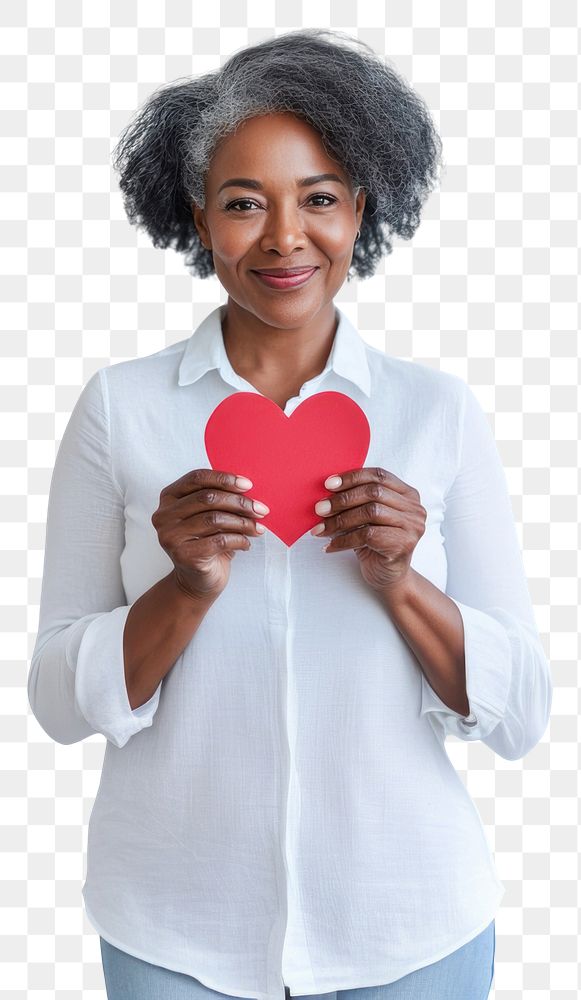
420;380;553;760
27;369;162;749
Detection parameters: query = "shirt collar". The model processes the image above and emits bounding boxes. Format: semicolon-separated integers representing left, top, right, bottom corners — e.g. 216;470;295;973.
177;303;371;397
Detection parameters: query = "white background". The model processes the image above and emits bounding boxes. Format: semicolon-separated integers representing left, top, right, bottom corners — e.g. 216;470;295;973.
2;1;578;996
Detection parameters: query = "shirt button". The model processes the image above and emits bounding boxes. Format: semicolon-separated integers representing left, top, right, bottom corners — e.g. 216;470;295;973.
460;712;478;728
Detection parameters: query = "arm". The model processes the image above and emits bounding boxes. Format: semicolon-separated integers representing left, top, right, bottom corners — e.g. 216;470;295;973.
123;570;217;711
27;369;214;748
378;568;470;717
399;380;551;760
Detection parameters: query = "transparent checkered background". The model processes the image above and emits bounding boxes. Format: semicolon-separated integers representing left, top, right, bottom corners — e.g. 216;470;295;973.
2;1;578;997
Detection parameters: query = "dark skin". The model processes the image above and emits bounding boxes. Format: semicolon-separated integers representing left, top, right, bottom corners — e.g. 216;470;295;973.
123;111;470;716
192;110;366;410
310;466;469;716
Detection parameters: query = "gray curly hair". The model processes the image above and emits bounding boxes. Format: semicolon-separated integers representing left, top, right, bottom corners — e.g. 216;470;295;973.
111;28;444;281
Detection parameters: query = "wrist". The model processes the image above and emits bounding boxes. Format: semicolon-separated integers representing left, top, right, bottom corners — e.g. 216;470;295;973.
169;570;219;608
376;568;416;607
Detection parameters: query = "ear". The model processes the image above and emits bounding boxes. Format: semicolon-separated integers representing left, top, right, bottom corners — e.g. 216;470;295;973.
355;187;366;230
192;203;211;250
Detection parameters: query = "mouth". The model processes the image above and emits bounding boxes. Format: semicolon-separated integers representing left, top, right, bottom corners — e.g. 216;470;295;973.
251;266;319;290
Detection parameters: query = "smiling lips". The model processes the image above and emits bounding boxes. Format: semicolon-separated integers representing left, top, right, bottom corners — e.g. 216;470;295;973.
252;266;318;289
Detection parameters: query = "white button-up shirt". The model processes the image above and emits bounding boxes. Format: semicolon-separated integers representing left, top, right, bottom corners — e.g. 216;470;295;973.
28;304;552;1000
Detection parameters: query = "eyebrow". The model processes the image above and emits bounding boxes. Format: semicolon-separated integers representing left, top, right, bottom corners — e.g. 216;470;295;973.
217;173;346;195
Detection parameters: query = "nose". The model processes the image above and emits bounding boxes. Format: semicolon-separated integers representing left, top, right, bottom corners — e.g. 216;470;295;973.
259;204;308;256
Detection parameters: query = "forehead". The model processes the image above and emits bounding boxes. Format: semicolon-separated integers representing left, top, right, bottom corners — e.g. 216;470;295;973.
207;112;347;180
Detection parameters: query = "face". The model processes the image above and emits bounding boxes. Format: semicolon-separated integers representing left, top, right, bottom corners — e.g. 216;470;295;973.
192;112;366;329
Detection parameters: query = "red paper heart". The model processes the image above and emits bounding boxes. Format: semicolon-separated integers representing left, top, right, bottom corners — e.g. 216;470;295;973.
204;391;371;546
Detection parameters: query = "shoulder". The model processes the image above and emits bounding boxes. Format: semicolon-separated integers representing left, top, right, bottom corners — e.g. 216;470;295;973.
94;339;189;401
365;344;467;408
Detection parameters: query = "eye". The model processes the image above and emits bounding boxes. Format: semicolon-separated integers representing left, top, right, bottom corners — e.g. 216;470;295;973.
224;193;338;212
308;193;337;207
225;198;258;212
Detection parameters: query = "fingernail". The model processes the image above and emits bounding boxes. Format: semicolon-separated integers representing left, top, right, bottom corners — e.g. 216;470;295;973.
325;475;342;489
236;476;253;489
310;523;325;535
253;500;270;515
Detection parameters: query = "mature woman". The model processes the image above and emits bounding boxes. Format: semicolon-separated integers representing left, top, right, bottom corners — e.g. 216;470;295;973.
28;28;552;1000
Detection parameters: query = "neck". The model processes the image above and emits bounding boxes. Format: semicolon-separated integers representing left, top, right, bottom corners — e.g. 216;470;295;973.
221;298;338;384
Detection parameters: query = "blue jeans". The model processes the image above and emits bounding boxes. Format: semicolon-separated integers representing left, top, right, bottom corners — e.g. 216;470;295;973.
100;919;495;999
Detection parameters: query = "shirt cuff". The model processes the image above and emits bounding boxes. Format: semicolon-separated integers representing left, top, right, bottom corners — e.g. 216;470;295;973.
419;598;513;742
69;605;162;749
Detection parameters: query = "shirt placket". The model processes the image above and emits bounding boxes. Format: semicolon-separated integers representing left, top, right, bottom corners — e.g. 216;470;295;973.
263;398;317;996
220;375;324;996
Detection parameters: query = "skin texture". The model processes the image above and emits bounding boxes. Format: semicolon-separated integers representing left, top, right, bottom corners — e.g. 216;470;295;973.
124;111;470;718
192;111;366;409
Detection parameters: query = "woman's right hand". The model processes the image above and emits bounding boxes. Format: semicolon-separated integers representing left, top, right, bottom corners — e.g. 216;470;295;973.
151;469;269;602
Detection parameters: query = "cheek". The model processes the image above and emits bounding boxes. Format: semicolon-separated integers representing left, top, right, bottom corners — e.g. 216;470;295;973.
312;215;356;260
211;222;256;263
209;212;355;264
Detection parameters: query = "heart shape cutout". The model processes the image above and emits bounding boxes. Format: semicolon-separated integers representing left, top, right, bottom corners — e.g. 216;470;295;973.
205;391;371;546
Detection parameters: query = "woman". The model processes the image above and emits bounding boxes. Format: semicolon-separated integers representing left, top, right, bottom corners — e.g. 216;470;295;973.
28;28;552;1000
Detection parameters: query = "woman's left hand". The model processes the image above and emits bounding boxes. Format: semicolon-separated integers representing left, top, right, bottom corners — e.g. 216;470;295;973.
311;466;427;592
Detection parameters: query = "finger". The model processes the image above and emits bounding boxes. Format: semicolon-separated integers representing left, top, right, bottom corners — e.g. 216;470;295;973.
313;499;406;537
324;523;403;553
172;487;267;522
179;531;255;557
316;482;411;520
324;466;418;498
161;468;253;501
180;510;265;539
